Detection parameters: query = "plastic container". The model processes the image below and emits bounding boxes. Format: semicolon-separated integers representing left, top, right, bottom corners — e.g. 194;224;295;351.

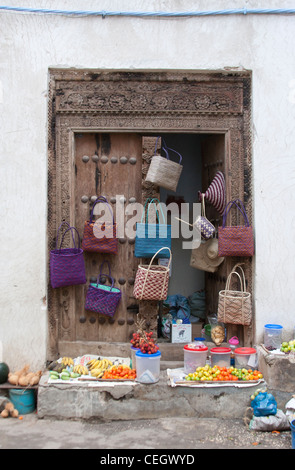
291;419;295;449
210;347;231;368
264;324;283;350
183;344;208;374
131;346;140;368
234;347;257;370
229;336;239;366
9;389;36;415
135;350;161;384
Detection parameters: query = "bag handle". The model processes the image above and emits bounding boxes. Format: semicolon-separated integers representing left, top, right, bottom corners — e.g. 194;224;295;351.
99;260;112;278
140;198;166;224
59;226;81;250
222;199;250;228
162;139;183;164
96;273;115;291
56;221;75;249
149;247;172;269
89;196;115;224
225;263;246;292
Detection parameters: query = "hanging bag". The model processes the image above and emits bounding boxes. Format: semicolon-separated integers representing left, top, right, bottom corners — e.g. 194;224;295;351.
145;138;183;192
82;196;118;254
50;223;86;289
85;261;122;317
218;199;254;257
133;247;172;300
195;194;216;240
217;263;252;326
135;198;171;258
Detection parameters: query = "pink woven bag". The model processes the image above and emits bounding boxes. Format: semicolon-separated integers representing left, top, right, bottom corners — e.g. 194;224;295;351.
218;199;254;257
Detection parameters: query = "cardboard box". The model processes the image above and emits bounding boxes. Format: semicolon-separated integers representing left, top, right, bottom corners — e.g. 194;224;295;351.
171;323;192;343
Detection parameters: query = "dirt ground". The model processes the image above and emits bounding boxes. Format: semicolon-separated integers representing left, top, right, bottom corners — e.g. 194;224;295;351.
0;412;292;450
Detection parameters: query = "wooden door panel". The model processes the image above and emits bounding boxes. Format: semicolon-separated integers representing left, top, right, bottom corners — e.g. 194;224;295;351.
74;133;142;342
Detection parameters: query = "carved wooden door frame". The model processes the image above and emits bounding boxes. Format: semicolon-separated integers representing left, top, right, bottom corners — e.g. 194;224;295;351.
47;69;253;360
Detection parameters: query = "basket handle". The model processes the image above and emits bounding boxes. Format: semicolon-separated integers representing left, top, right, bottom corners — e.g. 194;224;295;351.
59;226;81;250
148;247;172;269
99;260;112;278
140;247;172;301
56;221;75;249
162;139;183;164
225;263;246;292
222;199;250;228
96;273;115;291
89;196;114;224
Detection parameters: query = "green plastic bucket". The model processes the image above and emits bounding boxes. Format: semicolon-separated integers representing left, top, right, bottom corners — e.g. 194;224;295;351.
9;389;36;415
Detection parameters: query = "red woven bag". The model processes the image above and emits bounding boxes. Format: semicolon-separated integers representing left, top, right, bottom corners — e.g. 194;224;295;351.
218;199;254;257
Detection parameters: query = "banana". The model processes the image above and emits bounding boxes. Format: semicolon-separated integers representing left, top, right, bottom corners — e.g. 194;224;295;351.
62;357;74;367
91;368;103;377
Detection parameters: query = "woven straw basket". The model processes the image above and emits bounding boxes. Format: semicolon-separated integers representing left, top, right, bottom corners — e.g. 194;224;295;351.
133;247;172;300
217;263;252;326
145;143;183;192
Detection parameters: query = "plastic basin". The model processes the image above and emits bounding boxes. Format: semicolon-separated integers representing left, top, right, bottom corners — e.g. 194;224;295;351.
183;344;208;374
234;347;257;370
9;389;36;415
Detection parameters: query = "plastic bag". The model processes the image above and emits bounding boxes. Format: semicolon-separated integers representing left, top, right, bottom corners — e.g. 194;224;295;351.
208;314;225;346
249;409;290;431
251;392;277;417
164;295;190;321
187;290;206;319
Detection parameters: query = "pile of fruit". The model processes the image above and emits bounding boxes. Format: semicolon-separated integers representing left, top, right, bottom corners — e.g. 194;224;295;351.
1;401;20;419
8;365;42;387
102;364;136;380
87;358;113;378
185;365;263;382
281;340;295;353
130;315;159;354
48;356;133;381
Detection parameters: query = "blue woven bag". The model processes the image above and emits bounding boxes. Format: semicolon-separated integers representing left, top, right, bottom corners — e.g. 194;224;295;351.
135;198;171;258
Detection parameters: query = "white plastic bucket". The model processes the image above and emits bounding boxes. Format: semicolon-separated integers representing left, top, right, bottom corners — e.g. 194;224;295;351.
264;324;283;350
210;347;231;368
135;350;161;384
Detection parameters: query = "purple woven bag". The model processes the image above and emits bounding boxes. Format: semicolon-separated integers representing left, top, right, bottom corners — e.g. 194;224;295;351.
50;223;86;288
85;261;122;317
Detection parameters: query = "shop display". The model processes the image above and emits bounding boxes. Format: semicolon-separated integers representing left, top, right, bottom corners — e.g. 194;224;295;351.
85;261;122;316
184;365;263;382
217;263;252;326
7;365;42;386
281;340;295;353
145;138;183;192
1;401;19;419
50;223;86;289
218;199;254;257
133;247;172;300
135;198;171;259
82;196;118;254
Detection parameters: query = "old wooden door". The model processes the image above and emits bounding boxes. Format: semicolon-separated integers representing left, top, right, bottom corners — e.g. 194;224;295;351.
60;133;159;347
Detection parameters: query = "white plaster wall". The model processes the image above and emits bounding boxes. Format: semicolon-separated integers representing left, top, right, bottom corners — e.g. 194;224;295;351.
0;0;295;369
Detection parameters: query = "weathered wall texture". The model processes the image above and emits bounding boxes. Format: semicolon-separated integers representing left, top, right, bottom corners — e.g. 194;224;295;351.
0;0;295;369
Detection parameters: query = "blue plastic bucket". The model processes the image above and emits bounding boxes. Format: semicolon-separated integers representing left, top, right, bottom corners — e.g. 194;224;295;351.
291;419;295;449
9;389;36;415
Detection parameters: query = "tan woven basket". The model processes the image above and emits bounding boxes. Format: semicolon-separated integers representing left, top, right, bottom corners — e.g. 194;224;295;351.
145;144;183;192
217;263;252;326
133;247;172;300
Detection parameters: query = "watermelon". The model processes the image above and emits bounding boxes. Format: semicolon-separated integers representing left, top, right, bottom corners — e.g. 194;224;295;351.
0;363;9;384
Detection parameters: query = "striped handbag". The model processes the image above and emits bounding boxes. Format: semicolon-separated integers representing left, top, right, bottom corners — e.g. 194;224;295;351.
85;261;122;317
82;196;118;254
218;199;254;257
50;223;86;288
133;247;172;300
135;198;171;259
